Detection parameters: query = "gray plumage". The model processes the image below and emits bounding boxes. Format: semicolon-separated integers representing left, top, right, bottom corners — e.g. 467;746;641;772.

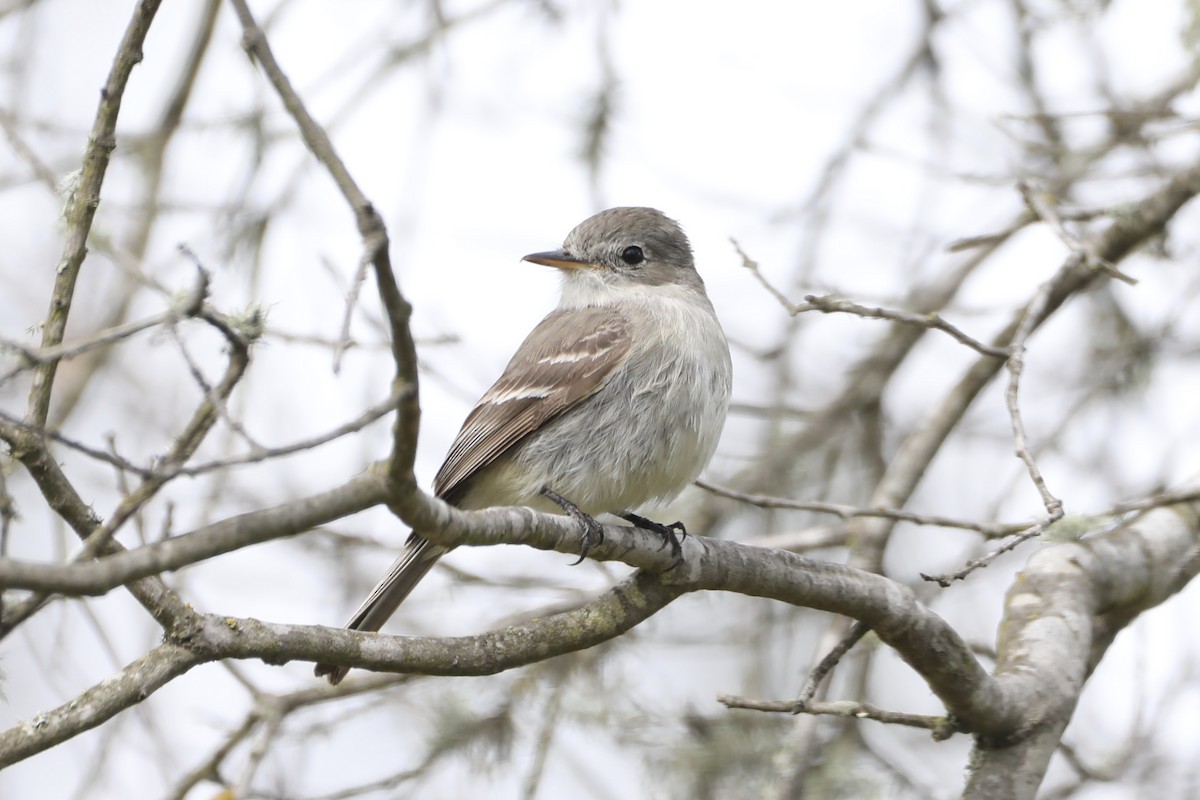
315;207;732;684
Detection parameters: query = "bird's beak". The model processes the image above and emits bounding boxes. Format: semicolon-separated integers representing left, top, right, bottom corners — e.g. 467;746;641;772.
522;249;601;271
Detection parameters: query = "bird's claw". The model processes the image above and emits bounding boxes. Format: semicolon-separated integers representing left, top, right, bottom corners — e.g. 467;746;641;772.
569;514;605;566
620;513;687;569
540;486;604;566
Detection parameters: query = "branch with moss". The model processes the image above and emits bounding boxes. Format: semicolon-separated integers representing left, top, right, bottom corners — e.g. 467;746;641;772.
3;477;1195;773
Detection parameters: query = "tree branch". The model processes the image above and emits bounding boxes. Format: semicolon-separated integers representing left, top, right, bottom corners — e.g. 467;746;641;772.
0;643;202;770
0;471;389;596
23;0;164;428
965;478;1200;798
227;0;421;488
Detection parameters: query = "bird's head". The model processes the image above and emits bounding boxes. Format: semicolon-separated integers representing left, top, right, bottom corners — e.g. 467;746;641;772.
522;207;702;300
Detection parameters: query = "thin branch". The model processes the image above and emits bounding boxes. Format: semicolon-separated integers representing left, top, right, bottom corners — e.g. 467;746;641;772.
0;382;404;482
227;0;421;486
5;306;255;626
0;471;389;596
731;239;1008;358
1007;0;1067;164
332;251;372;374
0;308;174;387
0;643;203;770
718;693;957;738
926;490;1200;587
298;768;423;800
233;704;283;799
0;417;188;634
799;293;1010;359
160;714;258;800
696;479;1025;538
852;145;1200;576
1105;486;1200;517
731;238;800;314
1004;263;1066;521
166;386;408;478
1018;180;1136;285
24;0;165;428
945;213;1035;252
921;522;1051;587
163;319;261;451
38;0;224;431
794;619;872;708
164;669;420;800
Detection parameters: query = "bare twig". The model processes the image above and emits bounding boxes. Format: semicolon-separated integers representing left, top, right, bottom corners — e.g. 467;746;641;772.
1;311;172;386
168;386;408;477
696;479;1025;538
228;0;422;485
1105;486;1200;517
0;314;252;631
793;620;872;709
299;768;423;800
921;522;1051;586
0;264;208;392
923;483;1200;587
1007;0;1067;165
945;213;1036;252
332;254;373;374
718;693;957;738
731;238;801;315
161;713;258;800
233;704;283;799
731;239;1007;358
163;668;421;800
0;471;389;597
38;0;224;431
0;383;404;483
1019;180;1137;285
23;0;165;428
163;319;261;451
800;293;1009;359
1005;269;1066;521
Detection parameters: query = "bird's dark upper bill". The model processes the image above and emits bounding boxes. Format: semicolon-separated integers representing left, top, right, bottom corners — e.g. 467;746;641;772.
522;250;600;270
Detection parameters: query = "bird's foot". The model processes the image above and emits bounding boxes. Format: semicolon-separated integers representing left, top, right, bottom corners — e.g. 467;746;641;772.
620;513;687;568
540;487;604;565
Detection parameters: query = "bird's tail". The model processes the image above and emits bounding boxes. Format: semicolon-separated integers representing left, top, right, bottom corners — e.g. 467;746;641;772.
314;535;446;685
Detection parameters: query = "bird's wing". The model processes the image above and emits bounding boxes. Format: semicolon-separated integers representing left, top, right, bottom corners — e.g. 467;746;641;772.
434;305;632;502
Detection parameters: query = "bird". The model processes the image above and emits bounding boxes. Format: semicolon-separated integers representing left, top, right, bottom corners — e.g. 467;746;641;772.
315;206;732;684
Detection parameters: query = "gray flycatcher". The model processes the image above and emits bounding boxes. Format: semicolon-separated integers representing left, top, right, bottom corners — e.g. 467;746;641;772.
315;206;732;684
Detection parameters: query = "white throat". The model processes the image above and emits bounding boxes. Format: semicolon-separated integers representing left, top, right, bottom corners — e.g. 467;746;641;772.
557;270;702;312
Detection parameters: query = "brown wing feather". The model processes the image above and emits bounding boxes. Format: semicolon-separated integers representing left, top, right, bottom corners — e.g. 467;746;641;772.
434;306;632;502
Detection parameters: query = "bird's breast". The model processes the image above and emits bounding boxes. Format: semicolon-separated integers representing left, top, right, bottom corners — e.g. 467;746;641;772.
495;292;731;515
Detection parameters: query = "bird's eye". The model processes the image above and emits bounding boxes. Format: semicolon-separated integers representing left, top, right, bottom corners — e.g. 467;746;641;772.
620;246;645;265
